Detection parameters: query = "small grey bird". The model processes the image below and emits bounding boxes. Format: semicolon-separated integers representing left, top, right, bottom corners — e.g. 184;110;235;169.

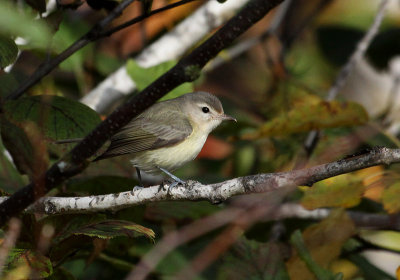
95;91;236;186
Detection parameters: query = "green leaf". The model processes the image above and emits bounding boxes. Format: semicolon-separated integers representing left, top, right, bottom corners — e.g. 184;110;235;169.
45;214;107;263
234;145;256;177
94;53;122;76
0;73;19;97
0;2;51;49
0;119;48;177
126;59;194;101
301;174;364;209
51;215;155;244
218;237;290;280
3;95;101;147
53;19;91;91
0;35;18;68
382;182;400;213
44;215;154;264
71;220;155;241
4;249;53;278
242;101;368;139
0;139;25;192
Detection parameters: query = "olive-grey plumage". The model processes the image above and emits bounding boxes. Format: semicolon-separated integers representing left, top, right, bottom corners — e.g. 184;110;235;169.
96;101;192;158
95;91;235;176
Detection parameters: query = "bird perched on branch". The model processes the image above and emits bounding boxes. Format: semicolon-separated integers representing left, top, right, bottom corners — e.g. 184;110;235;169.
95;91;236;187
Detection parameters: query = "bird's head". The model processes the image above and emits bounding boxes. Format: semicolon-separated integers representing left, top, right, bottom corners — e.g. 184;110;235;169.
182;91;236;133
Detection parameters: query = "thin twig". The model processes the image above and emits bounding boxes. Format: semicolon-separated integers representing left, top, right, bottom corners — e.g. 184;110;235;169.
0;146;398;215
81;0;250;113
100;0;199;37
205;0;292;71
304;0;390;153
0;0;284;227
327;0;389;101
6;0;198;100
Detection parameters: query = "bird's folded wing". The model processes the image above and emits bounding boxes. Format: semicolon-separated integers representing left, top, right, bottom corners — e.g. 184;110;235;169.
96;105;193;159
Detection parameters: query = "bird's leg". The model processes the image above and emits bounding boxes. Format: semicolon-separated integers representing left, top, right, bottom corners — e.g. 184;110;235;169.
136;167;143;187
157;167;185;191
158;181;165;192
133;167;144;191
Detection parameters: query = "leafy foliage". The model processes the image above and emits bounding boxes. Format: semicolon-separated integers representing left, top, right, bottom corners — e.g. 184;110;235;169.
126;59;195;101
2;95;101;159
242;100;368;139
0;1;52;49
1;1;400;279
290;230;343;280
286;210;356;280
0;119;48;177
3;96;101;141
219;237;290;280
301;174;365;209
0;35;18;69
66;220;155;241
4;249;53;279
382;182;400;213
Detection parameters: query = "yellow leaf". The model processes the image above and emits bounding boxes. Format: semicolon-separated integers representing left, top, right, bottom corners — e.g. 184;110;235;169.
330;259;359;280
301;174;364;209
242;100;368;139
356;166;385;201
382;182;400;213
286;210;356;280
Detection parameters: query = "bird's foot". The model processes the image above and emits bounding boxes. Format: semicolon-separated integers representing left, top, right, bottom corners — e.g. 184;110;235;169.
168;177;185;189
156;166;185;194
157;178;185;194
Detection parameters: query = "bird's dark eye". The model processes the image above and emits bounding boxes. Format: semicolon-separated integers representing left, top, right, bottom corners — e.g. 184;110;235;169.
202;107;210;113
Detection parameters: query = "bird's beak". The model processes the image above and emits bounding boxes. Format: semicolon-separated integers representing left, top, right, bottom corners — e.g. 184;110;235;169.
220;114;237;122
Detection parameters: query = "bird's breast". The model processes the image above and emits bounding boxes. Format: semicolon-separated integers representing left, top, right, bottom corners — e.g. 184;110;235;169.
130;129;208;173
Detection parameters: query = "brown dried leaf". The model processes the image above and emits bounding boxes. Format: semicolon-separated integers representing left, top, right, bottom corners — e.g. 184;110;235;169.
286;210;356;280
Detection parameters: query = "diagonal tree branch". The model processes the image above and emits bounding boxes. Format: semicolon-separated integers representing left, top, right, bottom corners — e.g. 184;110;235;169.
0;0;285;227
6;0;199;101
81;0;251;112
2;146;398;216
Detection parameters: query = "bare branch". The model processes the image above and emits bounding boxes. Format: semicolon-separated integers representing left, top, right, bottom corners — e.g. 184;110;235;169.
326;0;389;101
81;0;251;112
304;0;390;153
1;147;398;215
204;0;292;71
271;203;400;230
0;0;284;227
6;0;198;101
